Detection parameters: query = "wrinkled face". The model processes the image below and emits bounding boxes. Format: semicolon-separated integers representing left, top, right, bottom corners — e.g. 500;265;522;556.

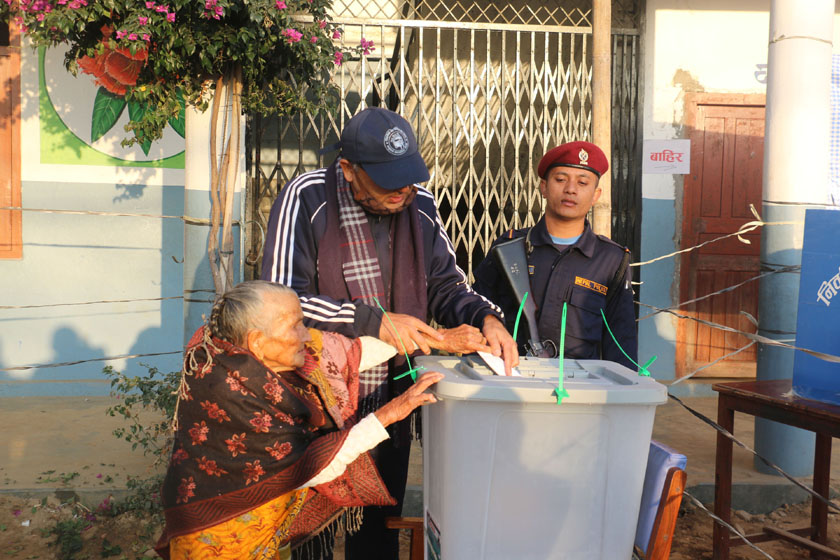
539;166;601;224
248;292;312;372
339;159;417;215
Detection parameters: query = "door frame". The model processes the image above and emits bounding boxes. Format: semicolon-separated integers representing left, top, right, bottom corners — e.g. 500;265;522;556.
0;19;21;260
676;92;766;378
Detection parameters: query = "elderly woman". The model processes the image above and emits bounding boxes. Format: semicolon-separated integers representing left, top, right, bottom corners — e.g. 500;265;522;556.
155;281;442;559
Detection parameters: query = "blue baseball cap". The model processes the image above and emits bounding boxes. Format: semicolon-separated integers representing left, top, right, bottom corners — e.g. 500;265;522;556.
335;108;430;190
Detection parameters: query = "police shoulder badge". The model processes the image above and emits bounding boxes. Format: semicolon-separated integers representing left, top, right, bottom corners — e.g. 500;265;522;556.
383;127;410;156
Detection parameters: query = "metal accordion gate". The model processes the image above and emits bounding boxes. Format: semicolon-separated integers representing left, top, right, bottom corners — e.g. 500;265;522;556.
245;0;641;281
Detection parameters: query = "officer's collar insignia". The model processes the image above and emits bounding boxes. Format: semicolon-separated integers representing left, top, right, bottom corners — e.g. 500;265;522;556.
578;149;589;165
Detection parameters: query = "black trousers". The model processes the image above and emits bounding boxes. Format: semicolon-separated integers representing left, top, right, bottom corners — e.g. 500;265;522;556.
293;434;412;560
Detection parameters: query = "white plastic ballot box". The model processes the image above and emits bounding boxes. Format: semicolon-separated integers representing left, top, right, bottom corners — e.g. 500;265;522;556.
416;355;667;560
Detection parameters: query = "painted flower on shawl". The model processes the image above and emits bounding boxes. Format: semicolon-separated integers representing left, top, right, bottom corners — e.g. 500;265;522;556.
200;400;231;422
244;460;265;485
273;410;295;426
189;421;210;445
176;477;196;504
225;371;249;395
263;376;284;404
250;412;273;433
170;448;189;466
265;441;292;461
197;456;229;477
225;433;247;457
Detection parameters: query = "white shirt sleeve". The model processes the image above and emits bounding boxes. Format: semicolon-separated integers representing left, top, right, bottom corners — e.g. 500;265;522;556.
358;335;397;371
298;413;390;488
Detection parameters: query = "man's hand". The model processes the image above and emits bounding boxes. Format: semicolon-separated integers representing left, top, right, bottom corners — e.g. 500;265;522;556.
424;324;491;355
482;315;519;376
374;371;444;427
378;312;444;355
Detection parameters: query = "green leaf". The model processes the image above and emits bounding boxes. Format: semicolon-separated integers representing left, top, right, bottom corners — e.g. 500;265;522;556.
90;87;126;143
127;101;153;156
168;91;185;138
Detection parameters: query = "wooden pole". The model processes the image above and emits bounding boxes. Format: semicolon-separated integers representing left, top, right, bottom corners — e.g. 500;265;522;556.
591;0;612;237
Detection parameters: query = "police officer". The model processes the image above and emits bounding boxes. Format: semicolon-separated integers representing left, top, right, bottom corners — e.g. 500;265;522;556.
473;141;637;369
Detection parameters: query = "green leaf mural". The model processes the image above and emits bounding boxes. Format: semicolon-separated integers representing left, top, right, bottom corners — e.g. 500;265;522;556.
168;90;185;139
90;87;127;142
128;101;153;156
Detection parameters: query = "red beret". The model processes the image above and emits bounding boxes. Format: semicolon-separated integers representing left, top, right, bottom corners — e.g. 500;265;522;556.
537;141;609;179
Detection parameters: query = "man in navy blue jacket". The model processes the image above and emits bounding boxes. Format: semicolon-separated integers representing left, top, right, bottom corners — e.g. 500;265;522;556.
262;107;517;559
473;141;637;370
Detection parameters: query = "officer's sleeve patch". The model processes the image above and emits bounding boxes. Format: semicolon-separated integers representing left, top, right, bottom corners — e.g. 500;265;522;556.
574;276;607;295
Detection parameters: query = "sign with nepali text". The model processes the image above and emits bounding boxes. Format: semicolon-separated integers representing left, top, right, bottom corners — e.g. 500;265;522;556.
642;139;690;174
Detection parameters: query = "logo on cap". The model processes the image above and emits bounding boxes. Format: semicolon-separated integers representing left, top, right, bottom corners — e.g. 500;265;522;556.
579;149;589;166
383;127;410;156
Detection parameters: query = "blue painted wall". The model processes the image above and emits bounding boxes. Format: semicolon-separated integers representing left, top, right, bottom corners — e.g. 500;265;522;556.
0;181;186;396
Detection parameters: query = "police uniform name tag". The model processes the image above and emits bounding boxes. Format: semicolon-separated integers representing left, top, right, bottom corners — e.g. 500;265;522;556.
574;276;607;295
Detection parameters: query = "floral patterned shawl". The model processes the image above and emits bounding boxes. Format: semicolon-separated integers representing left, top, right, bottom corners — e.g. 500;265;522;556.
155;327;394;559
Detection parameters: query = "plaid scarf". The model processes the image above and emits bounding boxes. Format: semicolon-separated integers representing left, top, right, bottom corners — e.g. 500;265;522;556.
319;162;427;416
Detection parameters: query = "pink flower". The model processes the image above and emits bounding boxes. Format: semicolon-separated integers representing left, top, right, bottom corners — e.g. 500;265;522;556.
96;473;102;479
166;12;175;22
318;20;327;29
360;38;375;55
138;16;148;25
115;29;127;39
282;28;303;44
332;29;341;39
334;51;343;66
310;36;317;44
145;1;155;8
275;0;286;8
142;33;150;41
156;5;168;13
127;33;138;41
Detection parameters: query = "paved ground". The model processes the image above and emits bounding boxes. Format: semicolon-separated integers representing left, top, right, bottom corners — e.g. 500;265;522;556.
2;387;838;515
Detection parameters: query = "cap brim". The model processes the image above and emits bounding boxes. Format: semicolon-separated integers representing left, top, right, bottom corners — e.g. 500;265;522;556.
361;151;430;190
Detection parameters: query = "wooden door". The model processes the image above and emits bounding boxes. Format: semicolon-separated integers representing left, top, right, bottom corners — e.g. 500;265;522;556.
677;94;765;378
0;20;21;260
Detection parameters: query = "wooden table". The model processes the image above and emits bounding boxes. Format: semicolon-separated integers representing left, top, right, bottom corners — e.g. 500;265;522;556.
712;380;840;559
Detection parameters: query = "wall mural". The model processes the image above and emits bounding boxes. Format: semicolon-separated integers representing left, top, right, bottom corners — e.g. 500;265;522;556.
39;46;185;168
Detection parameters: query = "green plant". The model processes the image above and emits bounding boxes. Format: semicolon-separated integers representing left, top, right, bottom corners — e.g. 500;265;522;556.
1;0;371;296
1;0;365;145
48;516;87;560
104;364;179;462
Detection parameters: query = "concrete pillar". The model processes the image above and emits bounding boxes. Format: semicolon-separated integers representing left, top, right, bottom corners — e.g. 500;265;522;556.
591;0;612;237
755;0;833;476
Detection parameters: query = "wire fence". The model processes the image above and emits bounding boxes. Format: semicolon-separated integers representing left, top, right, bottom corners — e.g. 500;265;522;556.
2;201;839;557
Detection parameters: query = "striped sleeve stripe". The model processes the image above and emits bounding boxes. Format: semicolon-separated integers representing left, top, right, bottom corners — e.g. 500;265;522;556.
267;169;327;284
300;299;356;323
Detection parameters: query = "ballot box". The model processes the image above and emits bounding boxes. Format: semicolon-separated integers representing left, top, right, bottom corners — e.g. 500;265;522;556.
417;356;667;560
792;208;840;406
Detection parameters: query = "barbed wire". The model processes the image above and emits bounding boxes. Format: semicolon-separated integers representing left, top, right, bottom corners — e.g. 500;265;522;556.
680;491;776;560
0;206;241;227
669;393;840;513
637;264;800;322
0;351;182;372
631;205;799;268
637;301;840;364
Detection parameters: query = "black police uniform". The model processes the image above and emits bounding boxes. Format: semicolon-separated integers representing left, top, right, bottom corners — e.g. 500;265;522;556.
473;217;637;370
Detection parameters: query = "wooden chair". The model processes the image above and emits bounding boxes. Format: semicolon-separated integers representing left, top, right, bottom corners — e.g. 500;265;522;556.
387;440;687;560
633;440;688;560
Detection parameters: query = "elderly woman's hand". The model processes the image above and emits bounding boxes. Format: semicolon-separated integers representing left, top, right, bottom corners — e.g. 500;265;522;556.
373;371;444;427
423;324;491;355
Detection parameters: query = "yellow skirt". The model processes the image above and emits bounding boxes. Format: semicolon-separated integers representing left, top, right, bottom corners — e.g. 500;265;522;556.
168;488;308;560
